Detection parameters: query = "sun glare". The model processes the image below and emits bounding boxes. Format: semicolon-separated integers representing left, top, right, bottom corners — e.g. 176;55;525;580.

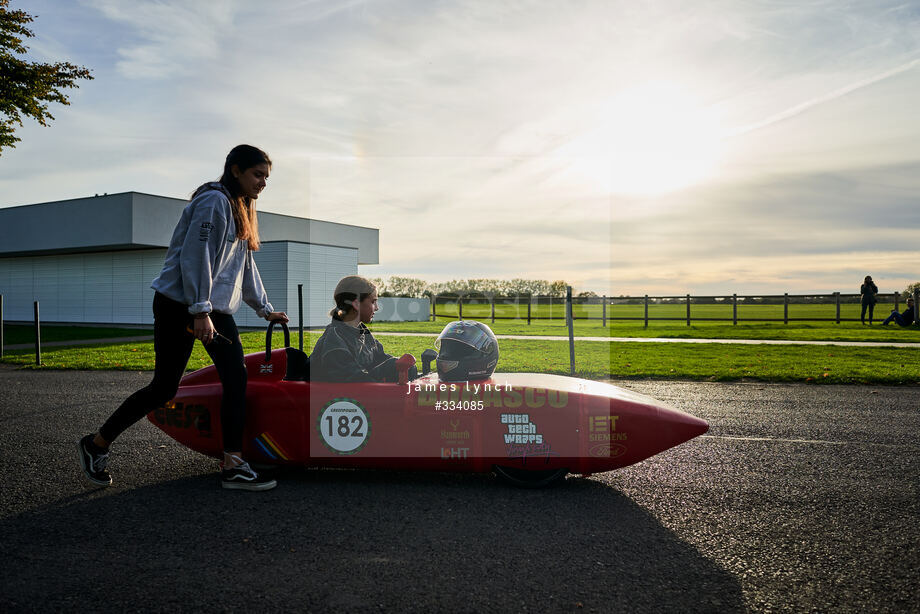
555;81;722;196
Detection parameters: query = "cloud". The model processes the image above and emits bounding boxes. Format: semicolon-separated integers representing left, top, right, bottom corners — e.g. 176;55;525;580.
3;0;920;298
727;56;920;138
82;0;238;79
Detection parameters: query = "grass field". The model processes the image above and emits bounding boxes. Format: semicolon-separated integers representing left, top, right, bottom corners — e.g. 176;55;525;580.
432;299;909;324
2;327;918;385
6;317;920;346
372;319;920;343
2;325;153;345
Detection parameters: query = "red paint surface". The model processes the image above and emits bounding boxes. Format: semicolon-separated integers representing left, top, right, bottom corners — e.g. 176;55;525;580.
148;348;708;476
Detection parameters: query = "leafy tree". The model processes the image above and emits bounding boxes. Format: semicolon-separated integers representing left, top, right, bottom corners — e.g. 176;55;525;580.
549;280;569;297
505;278;535;296
368;277;388;296
903;282;920;300
385;276;429;298
0;0;92;153
381;276;597;298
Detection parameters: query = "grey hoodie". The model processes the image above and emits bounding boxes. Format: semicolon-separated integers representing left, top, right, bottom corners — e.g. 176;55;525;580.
151;184;273;317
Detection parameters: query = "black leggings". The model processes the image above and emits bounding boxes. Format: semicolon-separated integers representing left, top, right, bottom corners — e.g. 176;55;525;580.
99;292;248;452
861;301;875;323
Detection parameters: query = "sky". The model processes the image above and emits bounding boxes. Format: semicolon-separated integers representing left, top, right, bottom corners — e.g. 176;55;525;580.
2;0;919;297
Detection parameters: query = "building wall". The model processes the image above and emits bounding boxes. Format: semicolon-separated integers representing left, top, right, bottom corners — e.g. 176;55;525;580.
284;242;358;328
0;250;167;324
0;242;359;328
0;244;428;328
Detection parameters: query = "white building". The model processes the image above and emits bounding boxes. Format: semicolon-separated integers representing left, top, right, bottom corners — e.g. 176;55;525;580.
0;192;428;327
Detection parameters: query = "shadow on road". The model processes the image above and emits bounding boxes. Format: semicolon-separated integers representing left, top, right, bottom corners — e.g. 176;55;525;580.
1;467;743;612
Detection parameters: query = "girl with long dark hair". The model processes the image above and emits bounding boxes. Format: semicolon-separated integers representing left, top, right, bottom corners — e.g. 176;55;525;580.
78;145;288;491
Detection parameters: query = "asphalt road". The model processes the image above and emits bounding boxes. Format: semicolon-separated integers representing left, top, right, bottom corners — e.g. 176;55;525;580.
1;369;917;613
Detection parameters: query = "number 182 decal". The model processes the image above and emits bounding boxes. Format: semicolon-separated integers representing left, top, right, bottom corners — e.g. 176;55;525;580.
317;398;371;455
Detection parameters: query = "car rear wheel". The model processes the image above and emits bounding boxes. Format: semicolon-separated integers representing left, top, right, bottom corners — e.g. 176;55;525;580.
493;465;568;488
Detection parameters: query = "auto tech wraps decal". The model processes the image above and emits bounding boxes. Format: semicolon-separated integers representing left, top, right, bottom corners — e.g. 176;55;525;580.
317;398;371;455
501;412;557;460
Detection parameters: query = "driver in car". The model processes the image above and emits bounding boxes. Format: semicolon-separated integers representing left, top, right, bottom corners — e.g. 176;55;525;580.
311;275;417;382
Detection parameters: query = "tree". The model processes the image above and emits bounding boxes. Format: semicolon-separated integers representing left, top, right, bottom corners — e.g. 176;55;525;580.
385;276;429;298
0;0;92;154
549;280;569;297
903;282;920;300
368;277;388;296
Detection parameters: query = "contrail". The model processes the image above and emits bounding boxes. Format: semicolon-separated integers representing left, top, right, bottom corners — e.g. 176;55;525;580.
727;56;920;138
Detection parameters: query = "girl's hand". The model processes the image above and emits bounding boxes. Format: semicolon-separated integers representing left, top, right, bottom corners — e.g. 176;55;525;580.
266;311;289;323
193;315;217;344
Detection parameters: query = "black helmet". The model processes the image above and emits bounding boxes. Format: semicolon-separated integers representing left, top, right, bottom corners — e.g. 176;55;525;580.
435;320;499;382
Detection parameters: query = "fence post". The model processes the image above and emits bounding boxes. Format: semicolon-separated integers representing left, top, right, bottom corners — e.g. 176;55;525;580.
432;295;437;321
686;294;691;326
602;295;607;327
732;294;737;325
491;295;495;324
914;289;919;325
893;292;899;312
33;301;41;366
527;296;532;325
835;292;840;324
0;294;3;359
458;296;463;321
784;293;789;324
566;287;575;375
644;295;649;328
297;284;304;351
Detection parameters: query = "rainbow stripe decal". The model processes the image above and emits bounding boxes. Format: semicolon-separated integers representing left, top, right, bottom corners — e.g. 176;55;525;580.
253;432;290;461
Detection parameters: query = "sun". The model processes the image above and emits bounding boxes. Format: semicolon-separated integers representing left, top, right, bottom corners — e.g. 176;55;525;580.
554;81;722;196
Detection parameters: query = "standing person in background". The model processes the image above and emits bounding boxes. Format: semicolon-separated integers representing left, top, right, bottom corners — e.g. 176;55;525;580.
860;275;878;325
78;144;288;491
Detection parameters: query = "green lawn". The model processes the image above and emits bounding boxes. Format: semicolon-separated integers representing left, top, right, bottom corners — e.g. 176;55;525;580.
2;329;917;385
370;319;920;343
431;299;908;324
2;324;153;345
6;309;919;346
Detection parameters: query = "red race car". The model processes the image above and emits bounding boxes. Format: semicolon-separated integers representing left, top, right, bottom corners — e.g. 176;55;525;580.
149;322;708;487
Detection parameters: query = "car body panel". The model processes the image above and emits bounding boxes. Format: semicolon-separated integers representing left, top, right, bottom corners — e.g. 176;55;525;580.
149;347;708;477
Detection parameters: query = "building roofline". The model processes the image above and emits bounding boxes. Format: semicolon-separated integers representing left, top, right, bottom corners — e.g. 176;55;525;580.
3;192;379;231
2;191;185;210
262;209;379;232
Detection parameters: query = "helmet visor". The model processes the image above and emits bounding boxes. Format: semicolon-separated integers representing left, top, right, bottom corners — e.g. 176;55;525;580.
436;323;494;352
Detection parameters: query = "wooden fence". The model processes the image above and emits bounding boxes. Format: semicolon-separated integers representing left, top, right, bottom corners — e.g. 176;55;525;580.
430;291;920;326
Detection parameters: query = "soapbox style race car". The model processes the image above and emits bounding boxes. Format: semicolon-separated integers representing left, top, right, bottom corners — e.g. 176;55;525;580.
149;322;708;487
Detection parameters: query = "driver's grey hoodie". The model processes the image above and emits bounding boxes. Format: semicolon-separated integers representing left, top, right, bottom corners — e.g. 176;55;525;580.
151;184;273;317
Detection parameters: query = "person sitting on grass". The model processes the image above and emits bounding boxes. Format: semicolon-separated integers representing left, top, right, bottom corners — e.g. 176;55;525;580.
881;297;916;327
